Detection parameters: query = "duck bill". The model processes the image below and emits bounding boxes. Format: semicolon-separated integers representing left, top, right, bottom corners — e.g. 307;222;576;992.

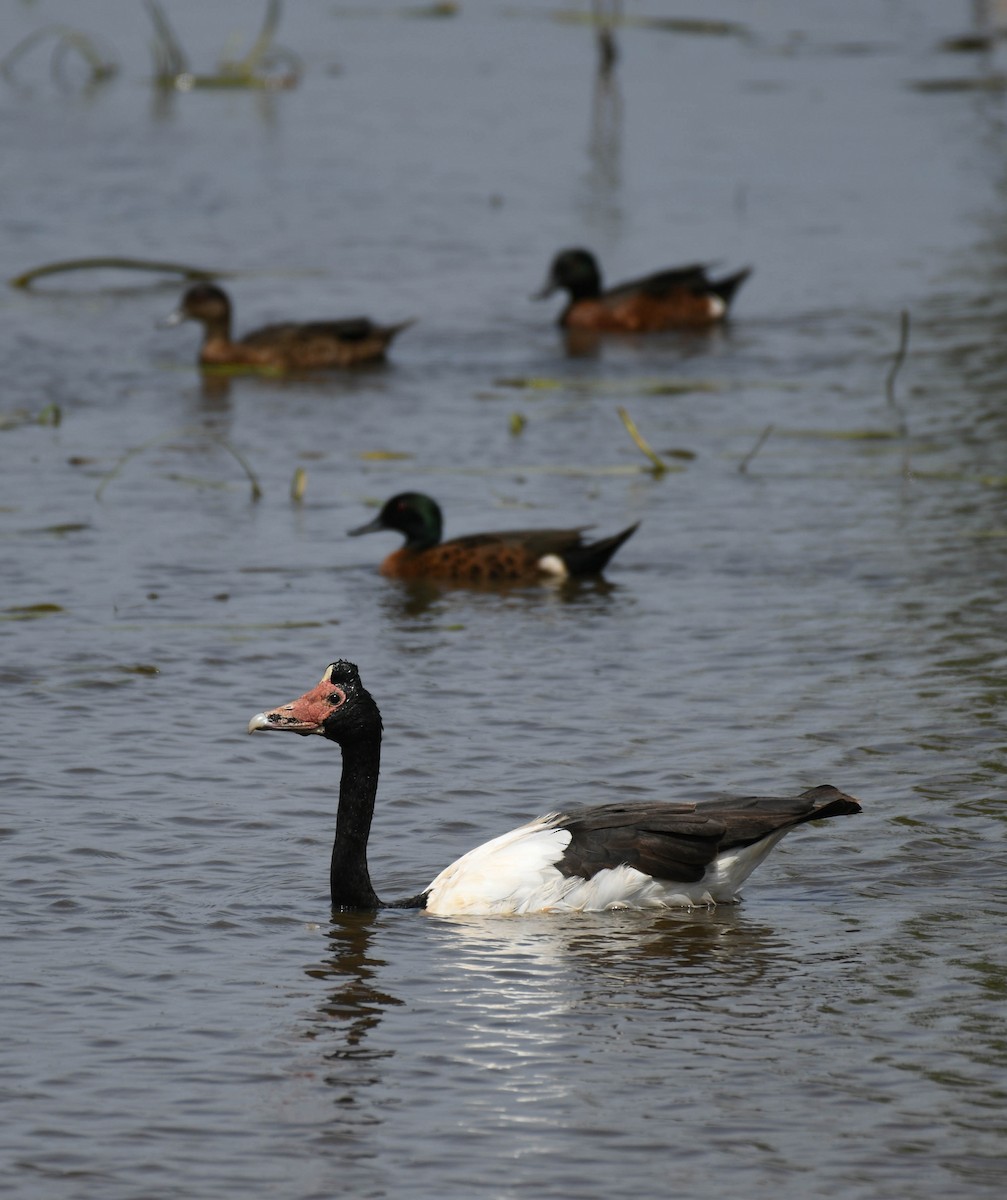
158;307;187;328
248;683;333;736
347;516;384;537
530;276;557;301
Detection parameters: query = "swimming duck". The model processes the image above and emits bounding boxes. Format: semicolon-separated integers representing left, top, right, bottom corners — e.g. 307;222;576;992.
535;247;751;332
348;492;638;584
162;283;412;369
248;660;862;914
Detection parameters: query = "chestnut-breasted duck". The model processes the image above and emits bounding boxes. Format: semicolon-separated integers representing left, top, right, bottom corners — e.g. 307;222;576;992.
535;248;750;332
349;492;638;584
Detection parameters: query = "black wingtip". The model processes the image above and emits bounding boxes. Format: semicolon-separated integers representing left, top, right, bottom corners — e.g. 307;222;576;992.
564;521;640;576
799;784;863;817
712;266;752;308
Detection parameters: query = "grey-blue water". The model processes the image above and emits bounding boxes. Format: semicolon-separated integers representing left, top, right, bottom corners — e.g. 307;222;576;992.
2;2;1006;1197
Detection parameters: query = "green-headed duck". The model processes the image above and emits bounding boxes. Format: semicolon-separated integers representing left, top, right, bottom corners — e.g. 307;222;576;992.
535;248;750;332
349;492;638;584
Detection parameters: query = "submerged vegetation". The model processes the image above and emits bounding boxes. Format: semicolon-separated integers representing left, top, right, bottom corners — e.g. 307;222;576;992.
9;258;226;291
0;25;118;89
616;407;679;477
145;0;302;92
0;2;301;93
552;9;746;39
494;376;720;396
95;430;263;503
0;404;61;430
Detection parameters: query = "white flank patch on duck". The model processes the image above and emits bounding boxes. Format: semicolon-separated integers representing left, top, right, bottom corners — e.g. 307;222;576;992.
707;295;727;319
536;553;569;579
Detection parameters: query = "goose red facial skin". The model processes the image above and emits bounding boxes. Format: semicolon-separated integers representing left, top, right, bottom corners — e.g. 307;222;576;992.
249;681;344;736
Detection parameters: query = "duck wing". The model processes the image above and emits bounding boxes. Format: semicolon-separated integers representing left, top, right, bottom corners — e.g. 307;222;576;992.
444;528;592;555
606;264;713;300
240;318;379;347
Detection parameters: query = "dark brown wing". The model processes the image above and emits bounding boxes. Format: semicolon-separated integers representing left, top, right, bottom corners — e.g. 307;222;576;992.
387;526;622;584
444;528;590;556
556;786;861;884
557;802;723;883
241;318;378;347
605;264;713;301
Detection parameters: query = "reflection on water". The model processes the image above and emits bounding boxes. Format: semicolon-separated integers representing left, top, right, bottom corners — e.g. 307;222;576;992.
580;12;624;236
305;906;810;1067
844;902;1007;1167
587;53;622;190
302;913;401;1142
372;572;627;623
149;84;283;127
291;901;874;1200
304;914;402;1051
591;0;623;77
295;888;1007;1199
430;905;805;1006
560;320;740;359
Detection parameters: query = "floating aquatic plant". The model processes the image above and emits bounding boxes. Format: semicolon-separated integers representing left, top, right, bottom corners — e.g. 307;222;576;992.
738;424;774;474
774;428;901;442
0;404;62;429
96;429;262;502
885;310;910;430
493;375;720;395
616;407;683;477
146;0;302;91
551;9;746;38
28;523;91;536
0;25;118;89
9;257;225;291
366;463;644;480
2;603;65;622
939;34;999;54
403;3;459;17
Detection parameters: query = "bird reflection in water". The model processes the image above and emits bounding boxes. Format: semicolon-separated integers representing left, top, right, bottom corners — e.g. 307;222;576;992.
592;0;623;78
303;913;402;1062
432;905;795;1005
376;573;625;623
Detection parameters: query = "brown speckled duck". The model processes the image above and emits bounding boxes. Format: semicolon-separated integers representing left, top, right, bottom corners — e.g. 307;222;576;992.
163;283;412;370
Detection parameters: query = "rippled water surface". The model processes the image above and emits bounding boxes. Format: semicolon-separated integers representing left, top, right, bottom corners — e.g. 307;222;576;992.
3;2;1007;1197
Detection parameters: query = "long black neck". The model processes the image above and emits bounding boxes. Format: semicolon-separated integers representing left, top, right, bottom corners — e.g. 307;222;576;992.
330;726;383;911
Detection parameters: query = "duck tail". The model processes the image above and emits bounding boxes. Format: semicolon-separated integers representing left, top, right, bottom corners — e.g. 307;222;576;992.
384;318;417;342
710;266;752;309
564;522;639;576
795;784;863;820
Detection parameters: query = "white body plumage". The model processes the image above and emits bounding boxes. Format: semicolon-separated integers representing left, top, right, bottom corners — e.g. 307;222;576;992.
249;662;861;915
422;814;790;916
